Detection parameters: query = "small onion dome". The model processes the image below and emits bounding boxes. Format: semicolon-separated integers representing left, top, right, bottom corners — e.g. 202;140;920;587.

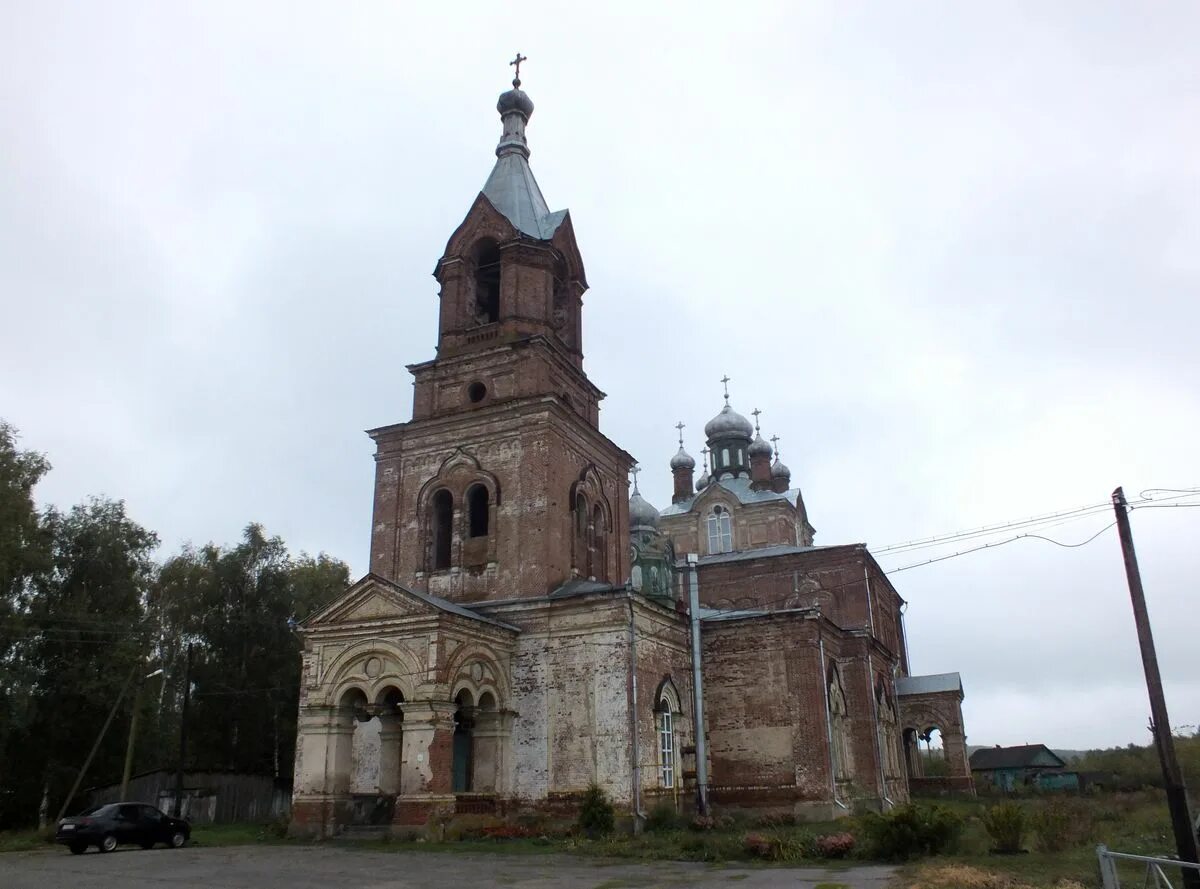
771;458;791;481
670;446;696;471
704;403;754;440
748;433;773;460
629;490;659;528
497;87;534;117
695;468;711;491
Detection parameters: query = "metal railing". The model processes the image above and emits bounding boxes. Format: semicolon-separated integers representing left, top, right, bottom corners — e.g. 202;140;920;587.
1097;844;1200;889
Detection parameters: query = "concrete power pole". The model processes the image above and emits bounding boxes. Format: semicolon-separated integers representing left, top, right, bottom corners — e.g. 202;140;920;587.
1112;486;1200;887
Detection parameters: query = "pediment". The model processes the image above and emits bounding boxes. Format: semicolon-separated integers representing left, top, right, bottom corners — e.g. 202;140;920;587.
303;575;439;629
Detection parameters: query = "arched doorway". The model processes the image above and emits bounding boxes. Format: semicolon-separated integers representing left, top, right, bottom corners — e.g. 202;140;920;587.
452;689;475;793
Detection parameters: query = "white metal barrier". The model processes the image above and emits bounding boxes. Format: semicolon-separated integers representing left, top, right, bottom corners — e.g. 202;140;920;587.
1097;844;1200;889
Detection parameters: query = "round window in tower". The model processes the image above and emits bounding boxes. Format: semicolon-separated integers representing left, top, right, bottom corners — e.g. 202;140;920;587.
467;381;487;403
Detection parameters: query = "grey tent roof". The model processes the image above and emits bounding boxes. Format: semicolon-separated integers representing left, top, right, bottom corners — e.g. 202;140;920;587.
481;153;568;240
895;673;963;696
969;745;1065;771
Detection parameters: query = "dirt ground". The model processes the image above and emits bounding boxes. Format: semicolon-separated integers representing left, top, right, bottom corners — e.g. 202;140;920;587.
2;843;898;888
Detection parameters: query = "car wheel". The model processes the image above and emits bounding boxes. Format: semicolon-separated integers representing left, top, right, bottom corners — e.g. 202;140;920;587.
68;842;87;855
170;831;186;848
100;834;118;853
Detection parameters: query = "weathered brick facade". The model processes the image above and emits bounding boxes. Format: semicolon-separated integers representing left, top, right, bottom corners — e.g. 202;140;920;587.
289;73;970;838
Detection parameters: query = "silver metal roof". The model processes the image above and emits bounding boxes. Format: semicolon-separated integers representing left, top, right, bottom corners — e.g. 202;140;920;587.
895;673;963;697
481;154;567;240
683;542;833;567
660;476;803;517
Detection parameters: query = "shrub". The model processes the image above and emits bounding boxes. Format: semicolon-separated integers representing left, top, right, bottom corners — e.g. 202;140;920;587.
578;783;615;837
743;832;774;858
813;831;856;859
859;803;964;861
644;801;680;832
741;831;804;862
688;815;715;832
981;802;1027;854
1031;801;1088;852
753;811;796;828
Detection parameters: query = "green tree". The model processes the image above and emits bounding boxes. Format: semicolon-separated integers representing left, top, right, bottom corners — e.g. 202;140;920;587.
0;422;53;827
153;527;347;777
22;497;159;821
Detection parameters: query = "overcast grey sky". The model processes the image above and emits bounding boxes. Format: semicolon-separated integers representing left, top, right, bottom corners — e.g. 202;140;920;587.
2;2;1197;750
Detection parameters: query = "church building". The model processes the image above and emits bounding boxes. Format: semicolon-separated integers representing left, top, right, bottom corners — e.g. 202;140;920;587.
290;65;973;837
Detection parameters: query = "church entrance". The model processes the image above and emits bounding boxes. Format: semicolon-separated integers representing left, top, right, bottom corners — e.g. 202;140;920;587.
452;689;474;792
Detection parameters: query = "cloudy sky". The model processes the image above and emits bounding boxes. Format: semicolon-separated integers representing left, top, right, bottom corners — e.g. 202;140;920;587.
3;2;1197;750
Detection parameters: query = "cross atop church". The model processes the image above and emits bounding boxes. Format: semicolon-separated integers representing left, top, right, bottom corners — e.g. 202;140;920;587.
770;435;780;457
720;375;731;404
751;408;762;433
510;52;527;86
675;420;685;447
630;463;641;493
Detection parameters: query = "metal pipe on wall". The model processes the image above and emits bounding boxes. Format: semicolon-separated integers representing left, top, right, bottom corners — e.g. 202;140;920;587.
686;555;709;815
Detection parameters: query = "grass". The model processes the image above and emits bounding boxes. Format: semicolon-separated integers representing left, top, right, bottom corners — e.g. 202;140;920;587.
0;828;52;853
896;791;1189;888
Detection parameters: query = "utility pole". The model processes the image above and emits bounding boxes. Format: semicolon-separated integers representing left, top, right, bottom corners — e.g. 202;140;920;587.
1112;486;1200;886
173;644;193;818
55;663;139;823
120;667;163;801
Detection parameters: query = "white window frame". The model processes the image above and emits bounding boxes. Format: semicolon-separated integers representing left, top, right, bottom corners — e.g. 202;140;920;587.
658;709;675;789
707;506;733;555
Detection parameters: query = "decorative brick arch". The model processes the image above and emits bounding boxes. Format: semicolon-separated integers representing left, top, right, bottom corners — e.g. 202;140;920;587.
415;449;502;574
569;464;613;581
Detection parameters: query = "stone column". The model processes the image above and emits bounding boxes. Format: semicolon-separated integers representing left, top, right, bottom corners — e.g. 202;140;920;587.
471;709;515;794
289;704;354;837
393;700;458;832
377;712;403;796
398;700;458;796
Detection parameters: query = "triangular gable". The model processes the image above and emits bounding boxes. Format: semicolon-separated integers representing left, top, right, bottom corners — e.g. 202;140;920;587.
302;573;518;633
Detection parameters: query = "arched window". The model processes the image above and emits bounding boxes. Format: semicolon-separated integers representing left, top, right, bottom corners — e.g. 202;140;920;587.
655;683;680;789
707;505;733;555
574;492;591;576
474;240;501;324
592;504;607;581
467;484;489;538
432;489;453;570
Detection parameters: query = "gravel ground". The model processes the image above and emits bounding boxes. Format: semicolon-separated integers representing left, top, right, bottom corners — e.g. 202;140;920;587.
2;843;898;888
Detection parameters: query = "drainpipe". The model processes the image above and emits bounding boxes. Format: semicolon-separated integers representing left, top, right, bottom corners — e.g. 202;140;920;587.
627;594;645;832
686;555;709;816
818;629;849;811
899;601;912;675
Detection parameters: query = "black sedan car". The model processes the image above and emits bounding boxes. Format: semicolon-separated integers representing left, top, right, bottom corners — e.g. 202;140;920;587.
55;802;190;854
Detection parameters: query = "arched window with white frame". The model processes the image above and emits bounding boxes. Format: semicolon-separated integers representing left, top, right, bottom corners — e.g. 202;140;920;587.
655;682;681;789
707;505;733;555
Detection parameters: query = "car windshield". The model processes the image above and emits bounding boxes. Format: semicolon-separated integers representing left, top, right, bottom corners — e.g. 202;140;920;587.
79;804;116;816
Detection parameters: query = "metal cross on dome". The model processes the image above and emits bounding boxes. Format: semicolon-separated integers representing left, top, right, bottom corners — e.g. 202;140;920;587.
509;52;527;86
720;375;731;404
630;463;641;492
675;420;686;447
751;408;762;433
770;435;780;457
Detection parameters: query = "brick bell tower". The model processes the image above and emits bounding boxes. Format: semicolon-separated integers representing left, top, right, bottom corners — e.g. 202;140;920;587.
366;61;633;602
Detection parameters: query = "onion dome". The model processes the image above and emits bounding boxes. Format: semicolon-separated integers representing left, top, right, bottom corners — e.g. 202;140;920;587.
629;489;659;529
670;446;696;471
771;457;791;482
704;403;754;440
497;85;534;118
695;467;711;491
748;433;773;460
